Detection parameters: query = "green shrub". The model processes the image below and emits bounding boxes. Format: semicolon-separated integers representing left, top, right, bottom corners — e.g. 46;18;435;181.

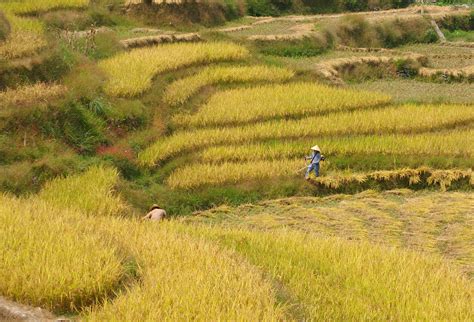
107;100;149;131
60;101;108;154
437;13;472;32
257;35;331;57
88;31;123;60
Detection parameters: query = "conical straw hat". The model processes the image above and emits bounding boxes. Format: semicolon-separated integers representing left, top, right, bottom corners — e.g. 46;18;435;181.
311;145;321;152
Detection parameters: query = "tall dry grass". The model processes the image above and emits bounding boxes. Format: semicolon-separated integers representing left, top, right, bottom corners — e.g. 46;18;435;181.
99;42;249;97
0;83;66;108
140;104;474;165
173;83;391;127
163;65;295;106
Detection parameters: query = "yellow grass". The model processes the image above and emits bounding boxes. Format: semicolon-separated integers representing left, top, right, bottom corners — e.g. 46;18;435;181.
0;0;89;14
163;65;295;106
139;104;474;165
38;165;127;216
199;130;474;162
167;161;472;189
173;83;391;127
0;194;126;313
99;42;249;97
0;83;66;108
182;225;474;320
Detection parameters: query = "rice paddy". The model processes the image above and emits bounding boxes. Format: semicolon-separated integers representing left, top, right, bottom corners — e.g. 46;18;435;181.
185;190;474;278
167;162;472;189
0;0;89;15
172;83;391;127
1;3;473;320
2;166;472;319
198;130;474;163
164;65;295;106
140;104;474;165
99;42;250;97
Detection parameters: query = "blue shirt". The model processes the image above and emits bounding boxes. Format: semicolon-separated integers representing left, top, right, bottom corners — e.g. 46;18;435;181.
307;151;321;165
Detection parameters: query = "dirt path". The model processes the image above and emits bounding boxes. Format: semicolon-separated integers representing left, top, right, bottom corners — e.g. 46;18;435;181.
0;296;57;321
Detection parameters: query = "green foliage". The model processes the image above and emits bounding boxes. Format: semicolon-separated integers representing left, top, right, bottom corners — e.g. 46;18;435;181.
59;101;108;154
257;36;331;57
437;11;474;32
107;100;149;131
89;31;123;60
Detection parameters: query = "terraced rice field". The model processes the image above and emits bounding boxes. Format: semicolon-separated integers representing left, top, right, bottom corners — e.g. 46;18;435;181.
198;130;474;162
99;42;250;97
1;169;472;319
140;103;474;166
185;190;474;278
164;65;295;106
172;83;391;127
0;0;89;14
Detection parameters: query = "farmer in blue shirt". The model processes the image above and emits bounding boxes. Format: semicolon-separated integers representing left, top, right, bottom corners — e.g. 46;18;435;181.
305;145;323;179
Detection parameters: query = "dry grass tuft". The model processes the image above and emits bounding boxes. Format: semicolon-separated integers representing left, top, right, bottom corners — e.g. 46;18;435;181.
0;83;66;108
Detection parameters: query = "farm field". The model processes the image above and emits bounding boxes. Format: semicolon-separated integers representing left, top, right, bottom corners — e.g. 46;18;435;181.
0;0;472;320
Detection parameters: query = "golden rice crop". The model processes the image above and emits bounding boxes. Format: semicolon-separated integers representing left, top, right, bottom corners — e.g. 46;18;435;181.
85;221;286;321
199;130;474;163
183;226;474;320
0;195;126;313
173;83;391;127
167;159;305;189
0;0;89;14
186;191;474;276
38;165;127;216
140;104;474;165
0;83;66;108
167;161;472;189
1;167;285;319
163;65;295;106
99;42;249;97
